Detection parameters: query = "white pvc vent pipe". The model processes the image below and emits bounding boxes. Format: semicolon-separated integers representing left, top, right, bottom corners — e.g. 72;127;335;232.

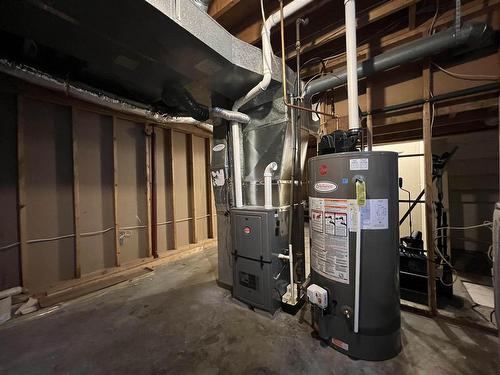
231;0;315;208
264;162;278;209
344;0;360;130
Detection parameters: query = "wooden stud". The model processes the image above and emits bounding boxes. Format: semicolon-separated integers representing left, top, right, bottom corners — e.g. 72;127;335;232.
16;95;28;288
205;138;215;239
112;116;121;267
71;107;82;278
409;3;417;30
166;129;177;250
186;134;197;244
145;124;153;257
422;59;438;315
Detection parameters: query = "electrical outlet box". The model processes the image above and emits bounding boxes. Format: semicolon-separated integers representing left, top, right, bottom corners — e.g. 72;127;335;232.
307;284;328;309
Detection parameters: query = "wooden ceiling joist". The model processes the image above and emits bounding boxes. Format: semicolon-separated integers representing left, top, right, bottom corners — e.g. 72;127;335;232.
208;0;241;20
286;0;422;61
302;0;500;77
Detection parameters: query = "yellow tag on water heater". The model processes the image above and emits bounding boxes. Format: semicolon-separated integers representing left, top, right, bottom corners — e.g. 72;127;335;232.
355;179;366;207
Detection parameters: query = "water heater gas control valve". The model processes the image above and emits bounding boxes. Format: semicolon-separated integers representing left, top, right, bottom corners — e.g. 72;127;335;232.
307;284;328;309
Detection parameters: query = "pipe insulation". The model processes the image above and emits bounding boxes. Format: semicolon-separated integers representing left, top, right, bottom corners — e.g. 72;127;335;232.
303;22;492;99
344;0;360;130
231;0;315;208
0;59;213;133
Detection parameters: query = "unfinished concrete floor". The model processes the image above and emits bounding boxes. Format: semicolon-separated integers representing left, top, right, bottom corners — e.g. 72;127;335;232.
0;247;498;374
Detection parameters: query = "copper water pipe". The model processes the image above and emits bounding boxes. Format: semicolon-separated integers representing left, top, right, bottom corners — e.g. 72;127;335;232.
278;0;336;119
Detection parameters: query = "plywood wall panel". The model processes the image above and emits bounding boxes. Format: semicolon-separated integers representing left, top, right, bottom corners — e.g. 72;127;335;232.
155;128;168;252
193;135;208;241
21;97;74;289
0;93;20;290
115;118;149;263
74;109;115;274
172;131;191;247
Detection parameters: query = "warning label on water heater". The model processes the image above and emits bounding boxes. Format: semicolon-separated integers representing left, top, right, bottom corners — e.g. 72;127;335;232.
309;197;350;284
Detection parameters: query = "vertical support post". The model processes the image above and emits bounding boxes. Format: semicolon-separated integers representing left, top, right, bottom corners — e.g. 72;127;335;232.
145;124;153;257
71;107;81;278
205;137;214;239
17;95;28;288
187;133;197;244
423;59;438;315
166;129;177;249
112;116;121;267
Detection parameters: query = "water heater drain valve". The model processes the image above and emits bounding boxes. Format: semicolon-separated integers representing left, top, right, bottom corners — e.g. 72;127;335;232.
307;284;328;309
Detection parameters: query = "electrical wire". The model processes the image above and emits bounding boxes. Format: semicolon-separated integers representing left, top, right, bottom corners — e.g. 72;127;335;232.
432;221;493;286
0;242;20;251
26;233;75;244
80;227;115;237
428;0;440;35
433;62;500;81
437;221;493;231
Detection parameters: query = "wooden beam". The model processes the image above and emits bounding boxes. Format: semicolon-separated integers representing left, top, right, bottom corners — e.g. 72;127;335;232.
71;107;81;278
17;95;28;288
303;0;500;77
235;0;330;45
422;59;438;316
208;0;240;19
287;0;422;60
166;129;177;250
112;116;121;267
371;96;499;127
205;138;214;239
186;134;197;244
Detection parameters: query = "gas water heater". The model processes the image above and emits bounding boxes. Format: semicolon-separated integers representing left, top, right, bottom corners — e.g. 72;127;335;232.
308;151;401;360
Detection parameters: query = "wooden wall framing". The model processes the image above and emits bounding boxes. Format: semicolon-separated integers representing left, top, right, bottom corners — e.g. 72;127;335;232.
2;78;215;294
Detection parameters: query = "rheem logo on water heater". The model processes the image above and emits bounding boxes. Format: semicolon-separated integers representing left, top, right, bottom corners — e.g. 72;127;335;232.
314;181;337;193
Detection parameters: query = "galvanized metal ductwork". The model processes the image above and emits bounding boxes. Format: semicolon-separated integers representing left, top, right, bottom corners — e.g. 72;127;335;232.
303;22;493;99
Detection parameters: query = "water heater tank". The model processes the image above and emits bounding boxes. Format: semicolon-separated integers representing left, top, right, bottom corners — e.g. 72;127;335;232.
308;151;401;360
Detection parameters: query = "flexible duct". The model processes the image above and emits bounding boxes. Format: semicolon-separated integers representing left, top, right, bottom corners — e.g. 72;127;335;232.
162;86;210;122
211;107;250;124
303;22;492;99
